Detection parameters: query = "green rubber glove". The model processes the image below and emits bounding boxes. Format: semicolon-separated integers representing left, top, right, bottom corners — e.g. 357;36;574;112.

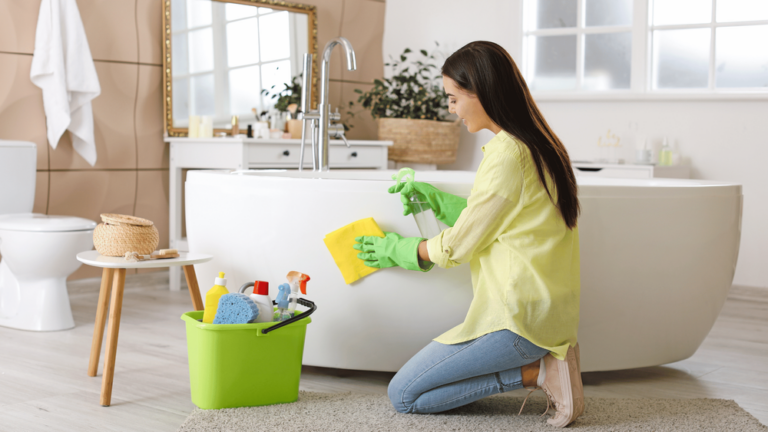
354;232;431;272
388;181;468;227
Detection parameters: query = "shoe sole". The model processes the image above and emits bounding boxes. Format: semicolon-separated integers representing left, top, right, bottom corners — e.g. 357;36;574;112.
547;346;584;428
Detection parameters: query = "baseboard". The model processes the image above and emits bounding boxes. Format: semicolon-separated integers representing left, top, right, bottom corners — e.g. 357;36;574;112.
728;284;768;303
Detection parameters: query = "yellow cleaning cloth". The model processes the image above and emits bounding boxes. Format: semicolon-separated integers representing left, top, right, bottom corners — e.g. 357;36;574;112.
324;217;385;284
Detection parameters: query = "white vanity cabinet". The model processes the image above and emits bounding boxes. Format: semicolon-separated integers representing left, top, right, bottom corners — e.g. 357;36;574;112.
572;162;691;179
165;137;392;291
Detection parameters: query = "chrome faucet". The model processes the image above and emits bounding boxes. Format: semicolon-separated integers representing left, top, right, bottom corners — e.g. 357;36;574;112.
299;37;357;171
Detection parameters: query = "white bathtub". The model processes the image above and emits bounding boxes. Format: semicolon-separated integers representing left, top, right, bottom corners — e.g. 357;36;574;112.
185;169;742;372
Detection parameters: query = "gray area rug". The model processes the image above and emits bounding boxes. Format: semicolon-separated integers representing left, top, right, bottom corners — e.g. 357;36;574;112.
178;390;768;431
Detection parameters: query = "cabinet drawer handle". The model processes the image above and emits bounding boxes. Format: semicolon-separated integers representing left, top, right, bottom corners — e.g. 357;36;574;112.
575;167;602;172
351;152;358;157
283;150;290;156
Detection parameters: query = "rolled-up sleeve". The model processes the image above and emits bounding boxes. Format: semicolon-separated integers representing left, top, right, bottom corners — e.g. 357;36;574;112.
427;150;525;269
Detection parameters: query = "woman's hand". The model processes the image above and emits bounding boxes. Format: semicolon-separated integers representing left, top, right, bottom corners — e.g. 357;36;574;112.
388;181;468;227
354;232;432;272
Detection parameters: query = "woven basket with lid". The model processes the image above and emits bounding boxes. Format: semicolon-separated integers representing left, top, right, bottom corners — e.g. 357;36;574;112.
93;214;159;256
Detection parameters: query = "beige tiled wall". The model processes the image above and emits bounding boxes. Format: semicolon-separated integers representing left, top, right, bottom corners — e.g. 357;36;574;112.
0;0;385;280
299;0;385;140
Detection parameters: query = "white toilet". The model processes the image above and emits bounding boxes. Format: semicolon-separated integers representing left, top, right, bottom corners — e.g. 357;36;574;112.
0;141;96;331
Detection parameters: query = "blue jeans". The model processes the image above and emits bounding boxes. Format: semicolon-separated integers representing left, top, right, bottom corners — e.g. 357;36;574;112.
388;330;549;414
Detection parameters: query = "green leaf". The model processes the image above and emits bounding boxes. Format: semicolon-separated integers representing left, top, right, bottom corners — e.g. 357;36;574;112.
349;44;448;121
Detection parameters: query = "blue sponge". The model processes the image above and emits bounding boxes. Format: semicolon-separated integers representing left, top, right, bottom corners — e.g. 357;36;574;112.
213;293;260;324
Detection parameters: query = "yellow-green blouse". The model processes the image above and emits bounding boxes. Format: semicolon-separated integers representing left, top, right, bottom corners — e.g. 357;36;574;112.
426;131;580;360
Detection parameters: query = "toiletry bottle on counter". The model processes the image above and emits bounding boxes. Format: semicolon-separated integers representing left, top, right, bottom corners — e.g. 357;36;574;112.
249;280;273;323
203;272;229;324
659;137;672;166
231;115;239;136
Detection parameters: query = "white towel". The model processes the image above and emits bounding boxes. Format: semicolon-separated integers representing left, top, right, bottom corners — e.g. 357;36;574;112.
30;0;101;166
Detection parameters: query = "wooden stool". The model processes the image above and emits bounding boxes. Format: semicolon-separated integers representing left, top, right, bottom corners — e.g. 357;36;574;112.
76;251;213;406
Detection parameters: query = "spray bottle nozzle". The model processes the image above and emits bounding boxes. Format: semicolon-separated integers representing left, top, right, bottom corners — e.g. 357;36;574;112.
286;271;310;295
392;167;415;187
275;283;291;309
298;274;310;295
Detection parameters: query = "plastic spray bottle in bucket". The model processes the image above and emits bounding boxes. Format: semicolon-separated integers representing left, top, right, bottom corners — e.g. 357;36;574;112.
274;283;292;322
286;271;310;317
392;168;442;239
274;271;310;321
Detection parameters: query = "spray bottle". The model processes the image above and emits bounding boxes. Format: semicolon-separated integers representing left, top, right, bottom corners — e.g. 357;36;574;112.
392;167;442;239
286;271;310;318
274;283;292;321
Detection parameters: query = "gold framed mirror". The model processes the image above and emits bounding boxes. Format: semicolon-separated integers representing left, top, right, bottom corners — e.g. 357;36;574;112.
162;0;318;137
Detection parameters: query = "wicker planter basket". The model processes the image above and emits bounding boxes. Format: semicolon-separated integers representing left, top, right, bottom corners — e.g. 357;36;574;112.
93;214;159;256
378;118;461;164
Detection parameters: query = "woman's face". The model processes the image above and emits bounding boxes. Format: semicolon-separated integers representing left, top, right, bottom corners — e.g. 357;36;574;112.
442;75;500;134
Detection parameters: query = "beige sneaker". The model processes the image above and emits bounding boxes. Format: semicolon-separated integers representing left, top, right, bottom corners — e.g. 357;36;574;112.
538;343;584;427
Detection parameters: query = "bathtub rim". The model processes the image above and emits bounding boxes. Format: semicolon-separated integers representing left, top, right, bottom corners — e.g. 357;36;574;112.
188;169;742;198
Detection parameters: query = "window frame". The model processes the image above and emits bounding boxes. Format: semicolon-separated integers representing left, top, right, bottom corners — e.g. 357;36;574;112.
521;0;768;100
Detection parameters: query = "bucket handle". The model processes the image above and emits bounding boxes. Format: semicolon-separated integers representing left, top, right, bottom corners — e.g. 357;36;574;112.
259;298;316;335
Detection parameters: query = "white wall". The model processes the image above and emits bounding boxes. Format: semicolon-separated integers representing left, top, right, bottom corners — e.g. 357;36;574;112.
383;0;768;289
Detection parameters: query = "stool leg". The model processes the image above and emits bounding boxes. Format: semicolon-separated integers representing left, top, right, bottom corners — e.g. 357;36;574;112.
100;268;126;407
182;265;204;311
88;268;114;377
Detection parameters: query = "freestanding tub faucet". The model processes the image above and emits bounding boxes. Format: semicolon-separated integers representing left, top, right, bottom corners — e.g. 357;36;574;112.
299;37;357;171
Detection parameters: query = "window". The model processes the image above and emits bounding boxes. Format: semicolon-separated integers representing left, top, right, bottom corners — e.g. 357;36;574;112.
171;0;305;127
522;0;768;95
651;0;768;90
523;0;633;91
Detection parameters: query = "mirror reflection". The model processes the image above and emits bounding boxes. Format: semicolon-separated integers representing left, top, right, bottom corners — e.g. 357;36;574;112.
170;0;309;129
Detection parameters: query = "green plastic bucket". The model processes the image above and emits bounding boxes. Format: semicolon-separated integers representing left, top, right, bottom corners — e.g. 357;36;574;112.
181;302;313;410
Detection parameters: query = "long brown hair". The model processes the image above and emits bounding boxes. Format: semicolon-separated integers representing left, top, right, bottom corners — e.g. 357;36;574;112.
442;41;580;229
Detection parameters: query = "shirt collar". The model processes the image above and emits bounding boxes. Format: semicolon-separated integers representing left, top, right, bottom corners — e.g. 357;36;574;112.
481;130;515;153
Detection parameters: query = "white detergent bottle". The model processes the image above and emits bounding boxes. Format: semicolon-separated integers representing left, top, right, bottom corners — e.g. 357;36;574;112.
238;280;273;323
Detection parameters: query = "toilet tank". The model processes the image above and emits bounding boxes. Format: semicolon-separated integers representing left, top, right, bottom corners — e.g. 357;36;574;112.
0;140;36;215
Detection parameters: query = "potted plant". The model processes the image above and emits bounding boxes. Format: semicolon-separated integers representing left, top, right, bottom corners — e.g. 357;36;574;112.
348;44;460;164
262;74;302;113
261;74;303;137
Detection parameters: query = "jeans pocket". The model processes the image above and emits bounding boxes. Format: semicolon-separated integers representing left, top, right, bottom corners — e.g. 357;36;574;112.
513;335;548;360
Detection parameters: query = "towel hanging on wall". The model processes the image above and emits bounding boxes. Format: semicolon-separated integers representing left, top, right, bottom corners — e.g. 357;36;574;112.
30;0;101;166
